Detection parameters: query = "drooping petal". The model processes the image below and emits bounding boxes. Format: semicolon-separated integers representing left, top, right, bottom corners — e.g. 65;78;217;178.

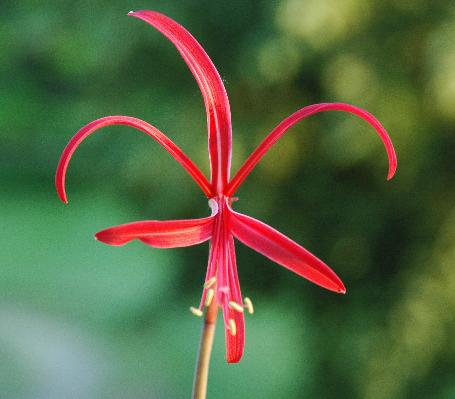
198;235;220;310
224;234;245;363
204;197;244;363
228;207;346;294
55;116;212;203
198;203;221;309
96;217;215;248
226;103;397;196
129;11;232;193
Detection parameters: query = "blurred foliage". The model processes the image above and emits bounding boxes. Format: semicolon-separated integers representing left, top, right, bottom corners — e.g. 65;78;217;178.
1;1;454;398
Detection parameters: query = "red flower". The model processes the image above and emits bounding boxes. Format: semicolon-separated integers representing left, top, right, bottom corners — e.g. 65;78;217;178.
55;11;397;363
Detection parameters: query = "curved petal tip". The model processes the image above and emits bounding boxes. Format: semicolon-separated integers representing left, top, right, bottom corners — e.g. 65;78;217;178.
58;193;68;204
387;158;397;181
127;10;148;19
322;273;346;294
338;283;347;295
55;168;69;204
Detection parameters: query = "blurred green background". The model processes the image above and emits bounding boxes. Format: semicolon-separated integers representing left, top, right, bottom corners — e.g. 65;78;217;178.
1;1;454;398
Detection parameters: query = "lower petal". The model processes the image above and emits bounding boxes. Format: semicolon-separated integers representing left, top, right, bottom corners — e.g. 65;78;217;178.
95;216;215;248
229;207;346;294
224;306;245;364
223;235;245;363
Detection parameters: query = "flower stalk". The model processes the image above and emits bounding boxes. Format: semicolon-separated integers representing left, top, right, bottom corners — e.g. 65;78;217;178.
193;299;218;399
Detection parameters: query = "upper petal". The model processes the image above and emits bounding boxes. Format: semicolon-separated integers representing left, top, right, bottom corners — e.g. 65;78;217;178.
55;116;212;203
228;207;346;294
226;103;397;196
129;11;232;193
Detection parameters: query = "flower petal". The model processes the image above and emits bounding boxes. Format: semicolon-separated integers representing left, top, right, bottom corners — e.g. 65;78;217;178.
224;298;245;364
95;216;215;248
228;207;346;294
129;11;232;193
224;235;245;363
226;103;397;196
97;199;218;247
55;116;212;203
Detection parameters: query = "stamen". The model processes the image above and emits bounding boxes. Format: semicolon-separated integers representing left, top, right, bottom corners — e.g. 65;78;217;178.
190;306;203;317
228;318;237;336
228;301;244;313
204;289;215;307
204;277;217;289
244;297;254;314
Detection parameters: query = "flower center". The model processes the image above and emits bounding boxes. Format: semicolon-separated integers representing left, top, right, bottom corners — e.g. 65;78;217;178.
187;196;253;335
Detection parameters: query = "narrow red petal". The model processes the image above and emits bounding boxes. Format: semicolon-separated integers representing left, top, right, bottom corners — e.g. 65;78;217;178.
198;199;222;309
224;235;245;363
55;116;212;203
198;236;220;310
228;207;346;294
224;303;245;363
129;11;232;193
226;103;397;196
95;216;215;248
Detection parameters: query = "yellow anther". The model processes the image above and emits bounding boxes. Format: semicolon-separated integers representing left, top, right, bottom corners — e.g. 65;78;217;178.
190;306;203;317
204;289;215;307
228;301;244;313
244;297;254;314
228;319;237;336
204;277;217;289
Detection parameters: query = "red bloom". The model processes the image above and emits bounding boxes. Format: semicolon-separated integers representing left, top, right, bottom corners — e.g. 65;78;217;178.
56;11;397;363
